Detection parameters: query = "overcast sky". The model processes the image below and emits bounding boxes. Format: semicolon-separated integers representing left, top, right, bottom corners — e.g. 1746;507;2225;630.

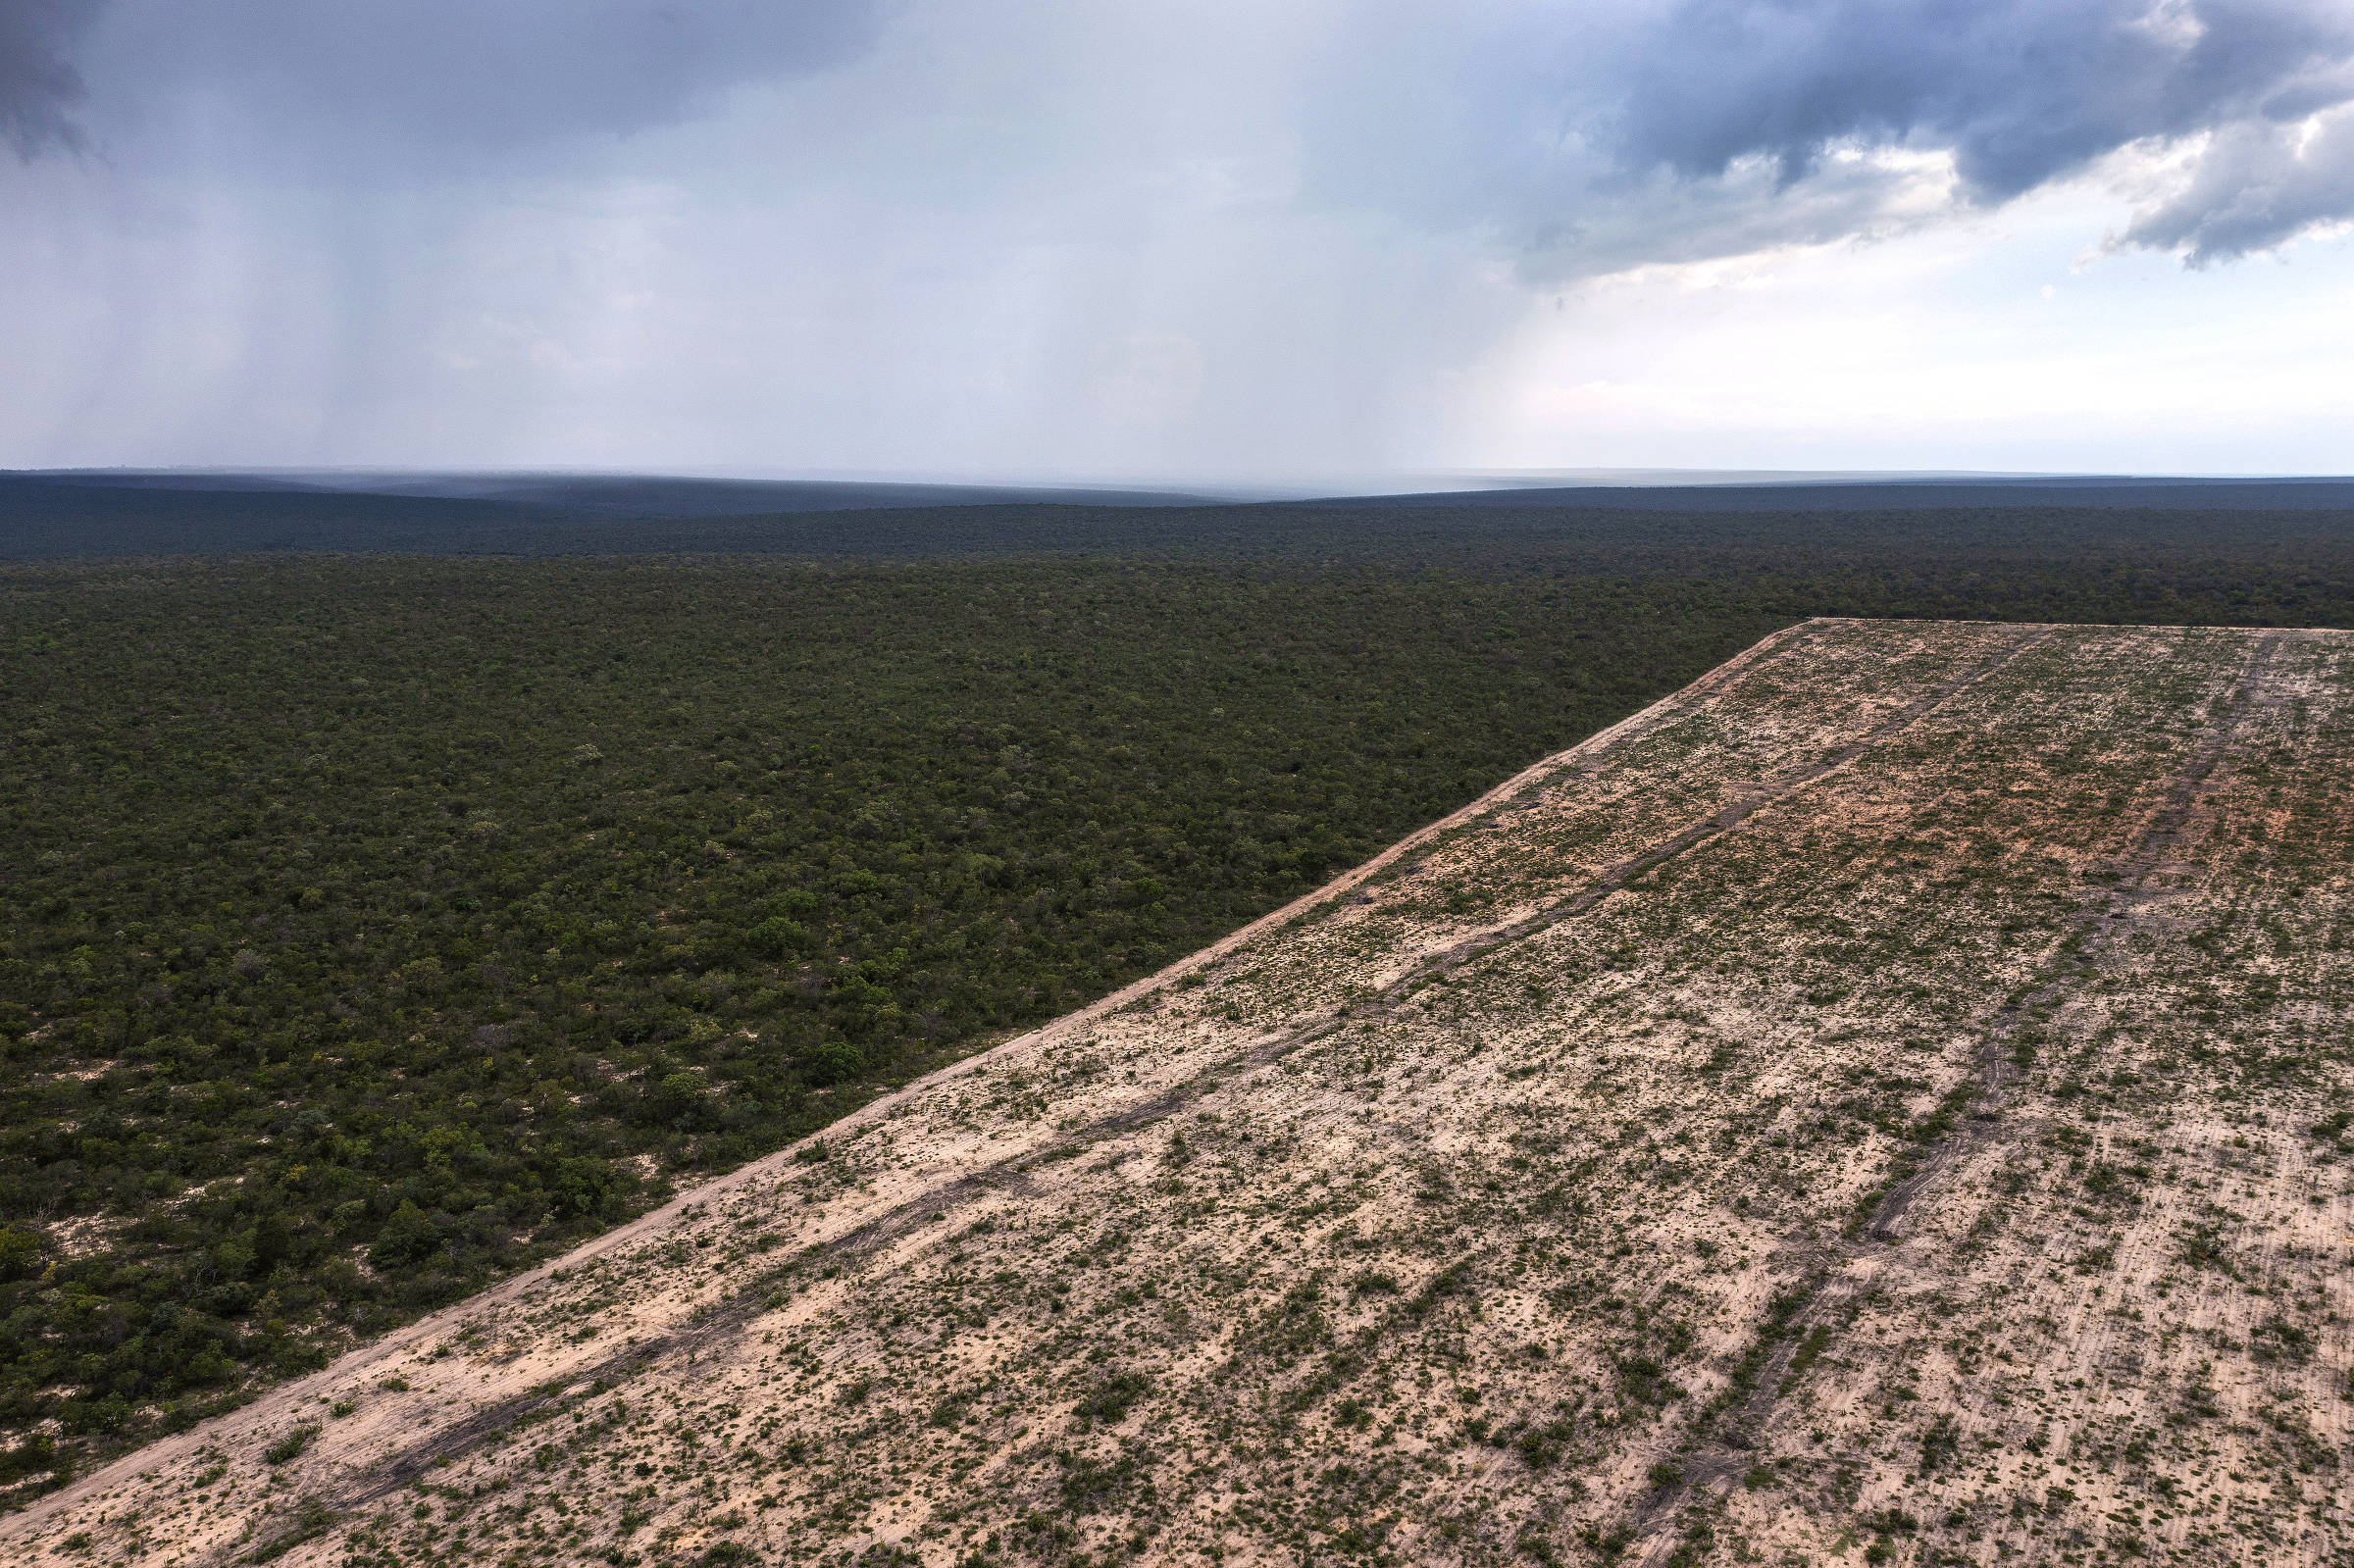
4;0;2352;480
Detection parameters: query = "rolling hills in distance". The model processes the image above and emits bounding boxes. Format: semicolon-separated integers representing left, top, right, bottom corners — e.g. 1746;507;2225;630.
10;619;2352;1568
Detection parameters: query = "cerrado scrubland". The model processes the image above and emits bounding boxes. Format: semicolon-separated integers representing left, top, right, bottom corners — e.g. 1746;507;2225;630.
10;617;2352;1568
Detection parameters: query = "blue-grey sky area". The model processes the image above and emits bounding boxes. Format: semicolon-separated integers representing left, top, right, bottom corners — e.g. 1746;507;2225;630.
3;0;2351;479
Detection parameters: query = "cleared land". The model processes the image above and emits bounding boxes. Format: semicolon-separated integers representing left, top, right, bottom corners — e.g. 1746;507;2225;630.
10;618;2354;1568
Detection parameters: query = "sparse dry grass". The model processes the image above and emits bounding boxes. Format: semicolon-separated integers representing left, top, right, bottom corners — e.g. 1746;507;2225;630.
11;618;2354;1568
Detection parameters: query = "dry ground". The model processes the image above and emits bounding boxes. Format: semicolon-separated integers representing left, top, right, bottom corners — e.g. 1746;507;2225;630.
10;618;2354;1568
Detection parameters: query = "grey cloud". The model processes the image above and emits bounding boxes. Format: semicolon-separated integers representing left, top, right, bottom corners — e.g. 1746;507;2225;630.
1492;147;1941;282
2119;109;2354;260
1309;0;2354;278
1;0;101;157
1595;0;2354;264
1609;0;2354;197
68;0;880;167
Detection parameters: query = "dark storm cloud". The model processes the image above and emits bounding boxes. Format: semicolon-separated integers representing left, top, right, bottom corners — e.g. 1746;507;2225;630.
1601;0;2354;260
0;0;101;157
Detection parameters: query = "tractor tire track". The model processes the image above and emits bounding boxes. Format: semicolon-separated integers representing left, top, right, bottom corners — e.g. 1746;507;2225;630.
1628;632;2282;1564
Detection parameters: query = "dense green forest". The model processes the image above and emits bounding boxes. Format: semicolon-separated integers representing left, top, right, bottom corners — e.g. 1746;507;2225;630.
5;512;2354;1494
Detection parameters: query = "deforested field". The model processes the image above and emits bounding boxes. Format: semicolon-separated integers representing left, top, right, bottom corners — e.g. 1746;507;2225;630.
12;617;2354;1568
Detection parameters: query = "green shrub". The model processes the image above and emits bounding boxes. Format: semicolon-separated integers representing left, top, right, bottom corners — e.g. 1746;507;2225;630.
699;1545;759;1568
263;1425;319;1465
795;1039;865;1087
0;1226;42;1283
367;1202;441;1270
743;918;811;959
1074;1372;1154;1424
